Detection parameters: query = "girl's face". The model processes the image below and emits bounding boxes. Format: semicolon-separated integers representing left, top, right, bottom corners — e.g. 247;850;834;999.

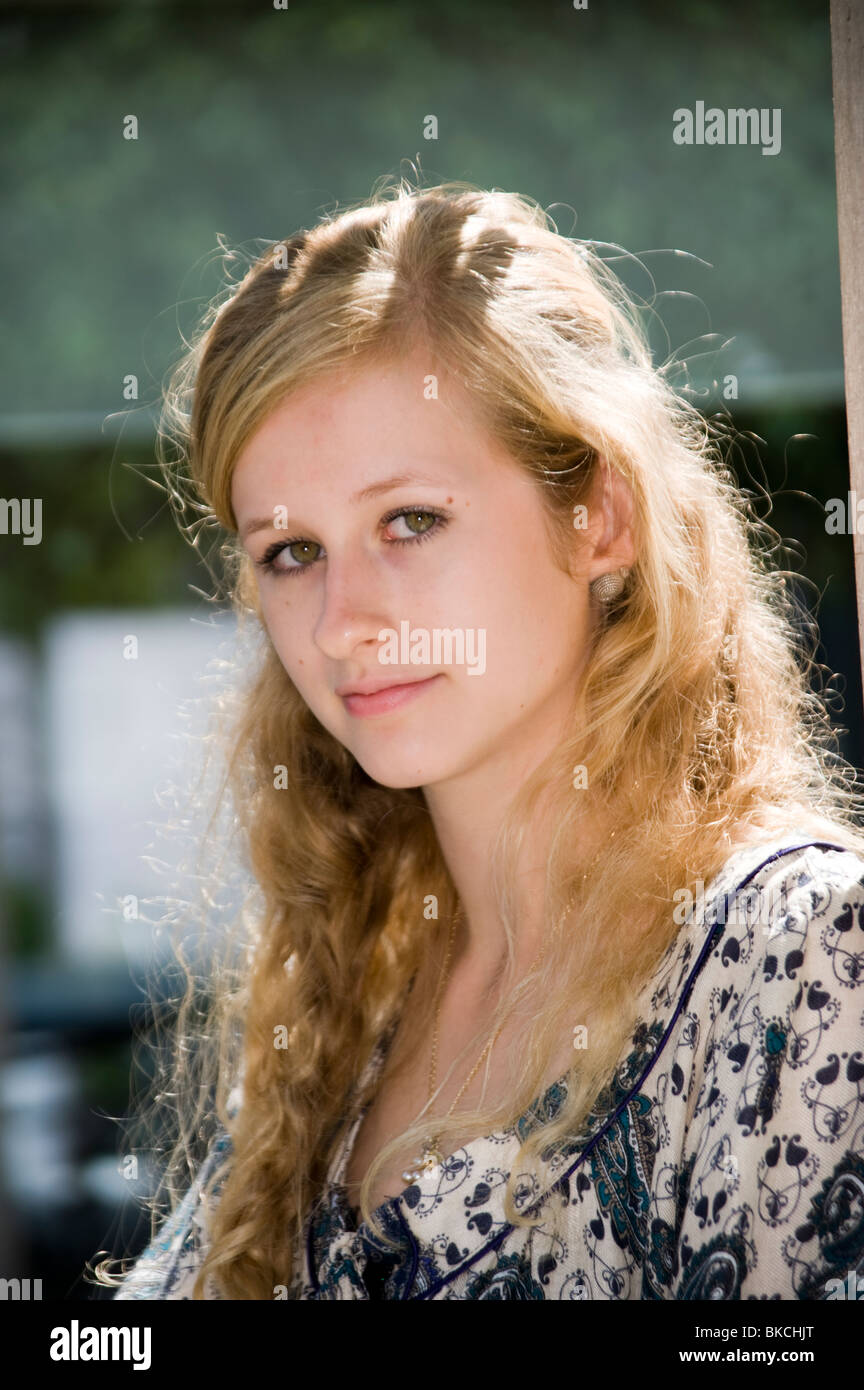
231;349;595;792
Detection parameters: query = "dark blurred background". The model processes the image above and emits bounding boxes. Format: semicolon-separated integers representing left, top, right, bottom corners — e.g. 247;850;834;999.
0;0;859;1300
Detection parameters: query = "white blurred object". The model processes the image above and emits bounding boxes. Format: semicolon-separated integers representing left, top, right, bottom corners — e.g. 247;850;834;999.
0;637;42;877
0;1047;81;1208
43;608;238;966
78;1151;158;1207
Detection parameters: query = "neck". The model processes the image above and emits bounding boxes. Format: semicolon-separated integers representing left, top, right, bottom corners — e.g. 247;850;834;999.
422;763;605;993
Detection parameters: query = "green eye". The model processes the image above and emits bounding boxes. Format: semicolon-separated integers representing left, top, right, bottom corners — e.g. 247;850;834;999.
403;510;437;534
255;505;450;579
287;540;321;565
383;506;449;546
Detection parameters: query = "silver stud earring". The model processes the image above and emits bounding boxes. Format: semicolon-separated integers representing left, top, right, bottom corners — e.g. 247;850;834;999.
590;567;630;603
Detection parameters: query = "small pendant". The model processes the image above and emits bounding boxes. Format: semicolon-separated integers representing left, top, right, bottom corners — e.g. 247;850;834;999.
401;1138;444;1186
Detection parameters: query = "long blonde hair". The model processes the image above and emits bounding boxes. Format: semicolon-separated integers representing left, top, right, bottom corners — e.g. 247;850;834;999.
93;175;864;1299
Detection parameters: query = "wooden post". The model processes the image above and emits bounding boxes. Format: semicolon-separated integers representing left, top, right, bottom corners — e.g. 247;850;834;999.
830;1;864;698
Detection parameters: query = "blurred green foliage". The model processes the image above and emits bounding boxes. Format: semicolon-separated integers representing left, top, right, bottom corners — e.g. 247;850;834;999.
0;441;201;638
0;0;843;417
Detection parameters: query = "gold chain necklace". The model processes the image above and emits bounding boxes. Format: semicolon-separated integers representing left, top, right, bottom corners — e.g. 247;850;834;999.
401;832;615;1186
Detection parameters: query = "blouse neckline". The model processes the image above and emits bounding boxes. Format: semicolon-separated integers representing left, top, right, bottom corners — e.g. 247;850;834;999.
325;834;758;1235
336;1048;572;1233
306;829;853;1295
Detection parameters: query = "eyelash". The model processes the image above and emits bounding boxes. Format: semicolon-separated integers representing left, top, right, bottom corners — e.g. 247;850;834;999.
254;505;451;578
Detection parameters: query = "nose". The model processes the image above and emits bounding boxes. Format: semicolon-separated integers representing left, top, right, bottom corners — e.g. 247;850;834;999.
312;547;391;662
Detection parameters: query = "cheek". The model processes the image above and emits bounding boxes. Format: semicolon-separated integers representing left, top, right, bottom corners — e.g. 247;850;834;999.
494;591;585;701
480;548;575;646
258;588;308;667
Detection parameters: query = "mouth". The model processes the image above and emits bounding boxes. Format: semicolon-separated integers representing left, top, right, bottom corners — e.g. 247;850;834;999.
337;673;443;718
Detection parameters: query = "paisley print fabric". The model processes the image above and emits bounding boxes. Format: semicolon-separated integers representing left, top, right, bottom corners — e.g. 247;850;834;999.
112;830;864;1300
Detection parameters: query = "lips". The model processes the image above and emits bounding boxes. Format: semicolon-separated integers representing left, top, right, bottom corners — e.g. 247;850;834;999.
335;675;424;697
337;673;442;718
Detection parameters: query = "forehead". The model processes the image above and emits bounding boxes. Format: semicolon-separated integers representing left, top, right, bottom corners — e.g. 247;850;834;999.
230;353;520;514
242;350;482;446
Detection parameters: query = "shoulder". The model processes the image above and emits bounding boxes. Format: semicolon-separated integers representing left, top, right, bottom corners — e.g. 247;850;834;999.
707;832;864;914
113;1130;233;1301
668;834;864;1298
654;834;864;1063
707;836;864;997
688;835;864;1095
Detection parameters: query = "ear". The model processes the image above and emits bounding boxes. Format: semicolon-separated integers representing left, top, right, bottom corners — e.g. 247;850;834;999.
570;455;636;583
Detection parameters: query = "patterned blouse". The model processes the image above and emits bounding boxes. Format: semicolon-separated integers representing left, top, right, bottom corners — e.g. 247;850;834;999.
112;830;864;1300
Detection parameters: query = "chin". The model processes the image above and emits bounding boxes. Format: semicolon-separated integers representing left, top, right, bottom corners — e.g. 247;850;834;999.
344;732;472;791
349;752;452;791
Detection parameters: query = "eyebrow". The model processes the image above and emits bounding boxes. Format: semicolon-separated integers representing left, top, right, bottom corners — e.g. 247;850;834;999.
238;472;447;540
